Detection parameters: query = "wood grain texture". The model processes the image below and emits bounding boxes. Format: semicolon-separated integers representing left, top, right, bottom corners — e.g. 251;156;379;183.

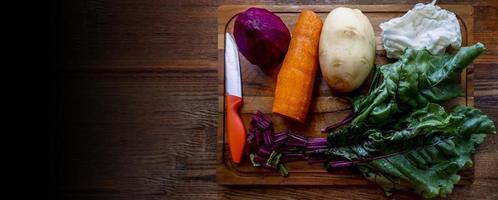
217;4;475;185
52;0;498;199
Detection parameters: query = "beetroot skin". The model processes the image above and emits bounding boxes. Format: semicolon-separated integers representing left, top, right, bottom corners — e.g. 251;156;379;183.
233;8;291;69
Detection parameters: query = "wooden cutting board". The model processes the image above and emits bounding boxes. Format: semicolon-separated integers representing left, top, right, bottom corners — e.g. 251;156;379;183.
217;4;475;185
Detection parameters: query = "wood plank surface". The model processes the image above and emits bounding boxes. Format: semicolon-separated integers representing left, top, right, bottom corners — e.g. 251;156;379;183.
216;4;475;185
52;0;498;199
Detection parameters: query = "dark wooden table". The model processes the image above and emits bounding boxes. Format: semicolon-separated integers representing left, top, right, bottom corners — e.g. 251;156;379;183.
52;0;498;199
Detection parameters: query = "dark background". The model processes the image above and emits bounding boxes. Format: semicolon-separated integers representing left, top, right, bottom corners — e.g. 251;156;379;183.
50;0;498;199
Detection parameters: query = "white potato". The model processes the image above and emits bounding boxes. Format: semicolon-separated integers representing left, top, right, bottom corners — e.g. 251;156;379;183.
319;7;375;92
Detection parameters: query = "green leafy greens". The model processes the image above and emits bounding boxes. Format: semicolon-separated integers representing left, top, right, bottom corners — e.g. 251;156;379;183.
352;43;486;126
325;43;496;198
327;103;495;198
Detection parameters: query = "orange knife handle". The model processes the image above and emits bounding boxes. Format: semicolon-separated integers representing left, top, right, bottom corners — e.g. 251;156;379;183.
226;95;246;164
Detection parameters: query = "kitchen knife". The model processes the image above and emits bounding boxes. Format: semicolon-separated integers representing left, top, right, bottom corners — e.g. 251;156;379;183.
225;33;246;164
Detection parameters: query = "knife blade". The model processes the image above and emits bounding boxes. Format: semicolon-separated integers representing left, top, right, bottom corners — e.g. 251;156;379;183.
224;33;246;164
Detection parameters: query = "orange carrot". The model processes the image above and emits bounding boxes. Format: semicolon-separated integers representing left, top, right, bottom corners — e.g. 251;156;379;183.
272;10;323;123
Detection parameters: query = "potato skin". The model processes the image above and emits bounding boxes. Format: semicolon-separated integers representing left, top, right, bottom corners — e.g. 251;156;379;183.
319;7;375;92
